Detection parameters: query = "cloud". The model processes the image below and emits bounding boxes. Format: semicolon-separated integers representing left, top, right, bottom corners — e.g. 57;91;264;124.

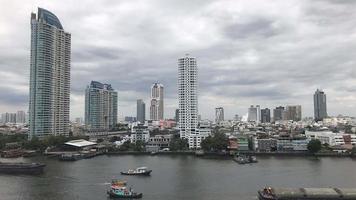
0;0;356;120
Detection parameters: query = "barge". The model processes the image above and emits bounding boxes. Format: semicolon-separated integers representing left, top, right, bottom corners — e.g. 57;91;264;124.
0;162;46;174
258;187;356;200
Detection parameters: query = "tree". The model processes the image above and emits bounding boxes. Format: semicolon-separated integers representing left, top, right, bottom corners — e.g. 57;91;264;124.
201;132;228;152
169;136;189;151
351;146;356;157
307;139;322;154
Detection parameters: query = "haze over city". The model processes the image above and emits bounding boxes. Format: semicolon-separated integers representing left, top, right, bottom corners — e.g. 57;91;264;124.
1;0;356;120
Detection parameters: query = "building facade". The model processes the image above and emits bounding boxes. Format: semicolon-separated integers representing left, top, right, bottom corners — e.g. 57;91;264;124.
248;105;260;122
261;108;271;123
29;8;71;139
314;89;327;121
215;107;224;124
150;83;164;120
178;54;199;148
285;105;302;121
85;81;118;131
16;111;26;124
137;99;146;123
273;106;285;121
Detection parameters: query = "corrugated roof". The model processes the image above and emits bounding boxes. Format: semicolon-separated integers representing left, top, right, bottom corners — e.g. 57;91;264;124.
65;139;96;147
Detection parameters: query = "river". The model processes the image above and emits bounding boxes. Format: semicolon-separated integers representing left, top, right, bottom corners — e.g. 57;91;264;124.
1;155;356;200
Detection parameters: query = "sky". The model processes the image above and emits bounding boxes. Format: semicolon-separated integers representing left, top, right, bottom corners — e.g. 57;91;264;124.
0;0;356;120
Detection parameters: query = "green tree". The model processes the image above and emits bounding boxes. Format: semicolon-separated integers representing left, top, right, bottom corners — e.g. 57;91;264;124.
307;139;322;154
201;132;228;152
169;136;189;151
351;146;356;156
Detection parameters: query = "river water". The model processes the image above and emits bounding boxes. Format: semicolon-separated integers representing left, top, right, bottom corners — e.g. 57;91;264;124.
0;155;356;200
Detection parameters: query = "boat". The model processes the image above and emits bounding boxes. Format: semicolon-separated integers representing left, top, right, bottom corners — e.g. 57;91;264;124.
233;155;258;164
107;180;143;199
258;187;356;200
59;153;83;161
121;167;152;176
0;162;46;174
1;149;24;158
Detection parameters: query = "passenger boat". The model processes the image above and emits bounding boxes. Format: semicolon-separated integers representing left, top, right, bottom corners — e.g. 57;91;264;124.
121;167;152;176
107;180;143;199
233;155;258;164
0;162;45;174
258;187;356;200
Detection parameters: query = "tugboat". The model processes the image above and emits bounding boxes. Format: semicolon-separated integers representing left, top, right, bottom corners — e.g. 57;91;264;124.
0;162;46;174
121;167;152;176
107;180;143;199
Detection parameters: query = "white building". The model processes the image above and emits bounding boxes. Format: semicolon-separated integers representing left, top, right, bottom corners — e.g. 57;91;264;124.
193;120;212;148
248;105;260;123
305;130;356;146
215;107;224;124
130;123;150;143
178;54;200;148
150;83;164;120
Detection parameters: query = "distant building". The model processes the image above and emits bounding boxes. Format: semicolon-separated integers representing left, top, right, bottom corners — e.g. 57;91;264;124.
273;106;285;121
215;107;224;124
1;113;17;124
314;89;327;121
124;116;136;123
16;111;26;124
285;105;302;121
150;83;164;120
175;109;179;123
261;108;271;123
248;105;260;122
178;54;199;148
85;81;118;131
195;120;212;149
74;117;83;124
29;8;71;139
136;99;146;123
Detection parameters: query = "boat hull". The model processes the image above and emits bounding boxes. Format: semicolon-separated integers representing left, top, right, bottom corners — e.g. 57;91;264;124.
120;170;152;176
0;163;45;175
107;191;143;199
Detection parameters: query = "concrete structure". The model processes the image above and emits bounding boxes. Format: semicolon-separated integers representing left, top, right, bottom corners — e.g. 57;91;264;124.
273;106;285;121
193;120;212;149
1;113;17;124
124;116;136;123
29;8;71;139
85;81;118;132
150;83;164;121
178;54;199;148
314;89;327;121
276;136;309;151
305;130;356;146
248;105;260;122
175;109;179;123
136;99;146;123
146;134;173;150
256;138;277;152
261;108;271;123
130;123;150;143
16;111;26;124
215;107;224;124
285;105;302;121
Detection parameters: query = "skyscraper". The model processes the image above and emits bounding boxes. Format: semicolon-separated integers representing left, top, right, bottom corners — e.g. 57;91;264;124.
16;111;26;124
29;8;71;139
150;83;164;120
175;109;179;123
85;81;118;131
178;54;199;148
261;108;271;123
273;106;285;121
248;105;258;122
215;107;224;123
314;89;327;121
285;105;302;121
137;99;146;123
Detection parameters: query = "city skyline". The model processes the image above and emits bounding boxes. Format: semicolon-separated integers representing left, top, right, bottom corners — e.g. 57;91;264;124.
1;1;356;120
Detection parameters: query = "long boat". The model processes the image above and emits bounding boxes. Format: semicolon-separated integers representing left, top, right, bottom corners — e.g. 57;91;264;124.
0;162;45;175
121;167;152;176
258;187;356;200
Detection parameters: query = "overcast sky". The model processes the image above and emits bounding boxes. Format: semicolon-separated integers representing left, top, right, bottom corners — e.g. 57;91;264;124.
0;0;356;120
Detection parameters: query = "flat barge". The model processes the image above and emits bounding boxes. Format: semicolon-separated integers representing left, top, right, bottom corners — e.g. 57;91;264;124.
0;162;46;175
258;187;356;200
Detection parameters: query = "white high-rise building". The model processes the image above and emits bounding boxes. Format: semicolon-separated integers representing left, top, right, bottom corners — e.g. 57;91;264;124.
16;111;26;124
29;8;71;139
215;107;224;124
178;54;200;148
150;83;164;120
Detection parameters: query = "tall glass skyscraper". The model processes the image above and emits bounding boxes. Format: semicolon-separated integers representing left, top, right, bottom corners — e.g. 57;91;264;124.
314;89;327;121
85;81;118;131
136;99;146;123
29;8;71;139
150;83;164;120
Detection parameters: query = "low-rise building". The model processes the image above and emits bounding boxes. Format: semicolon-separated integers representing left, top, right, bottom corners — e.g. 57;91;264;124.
257;138;277;152
130;123;150;143
146;134;173;151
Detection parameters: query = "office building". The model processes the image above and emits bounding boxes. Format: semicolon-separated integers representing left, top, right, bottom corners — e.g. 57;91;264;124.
261;108;271;123
137;99;146;123
175;109;179;123
285;105;302;121
248;105;258;122
85;81;118;131
29;8;71;139
273;106;285;121
150;83;164;120
16;111;26;124
314;89;327;121
215;107;224;124
178;54;199;148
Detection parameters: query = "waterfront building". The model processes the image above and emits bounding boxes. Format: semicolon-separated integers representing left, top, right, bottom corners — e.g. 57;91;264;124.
285;105;302;121
85;81;118;131
146;134;173;152
305;131;356;146
130;123;150;143
215;107;224;124
256;138;277;152
178;54;199;148
314;89;327;121
260;108;271;123
276;135;309;151
29;8;71;139
150;83;164;121
137;99;146;123
273;106;285;121
194;120;212;149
